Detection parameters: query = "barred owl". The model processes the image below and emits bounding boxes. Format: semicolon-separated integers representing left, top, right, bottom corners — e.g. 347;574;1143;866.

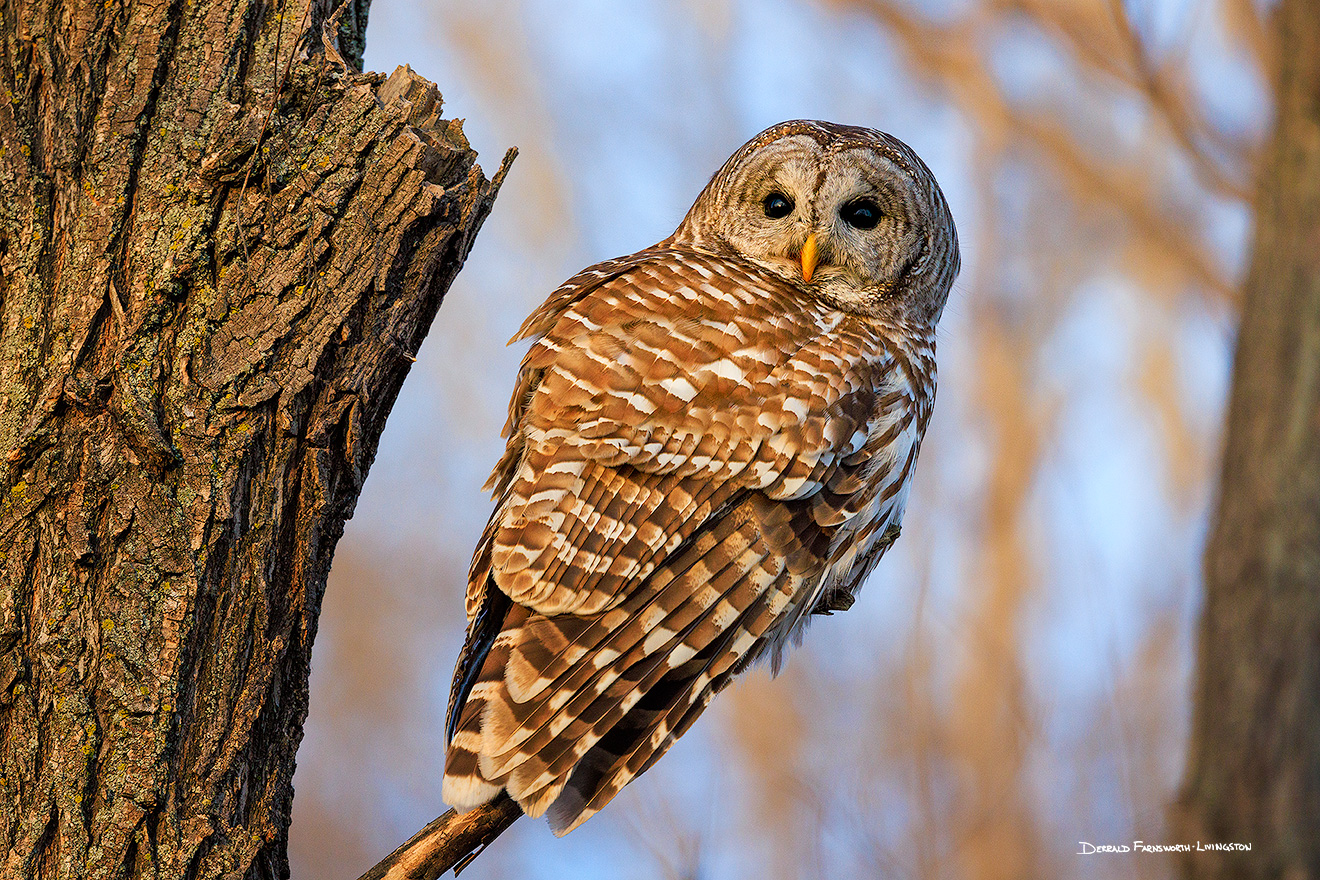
443;120;959;835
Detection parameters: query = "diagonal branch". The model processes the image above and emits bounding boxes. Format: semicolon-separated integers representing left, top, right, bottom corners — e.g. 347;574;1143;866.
356;794;523;880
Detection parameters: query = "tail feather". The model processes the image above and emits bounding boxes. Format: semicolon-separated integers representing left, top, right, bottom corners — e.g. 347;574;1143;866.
547;567;797;835
441;494;828;829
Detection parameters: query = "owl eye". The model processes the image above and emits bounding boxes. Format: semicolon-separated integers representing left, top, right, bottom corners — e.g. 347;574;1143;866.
762;192;794;219
841;199;881;229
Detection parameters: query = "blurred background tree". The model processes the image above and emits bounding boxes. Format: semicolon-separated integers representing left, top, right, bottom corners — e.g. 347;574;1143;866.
1173;1;1320;879
290;1;1302;879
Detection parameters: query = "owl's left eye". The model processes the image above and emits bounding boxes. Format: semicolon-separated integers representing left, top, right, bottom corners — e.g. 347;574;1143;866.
841;199;881;229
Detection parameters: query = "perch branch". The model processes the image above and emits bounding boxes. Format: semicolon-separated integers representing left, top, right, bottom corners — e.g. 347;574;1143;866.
355;794;523;880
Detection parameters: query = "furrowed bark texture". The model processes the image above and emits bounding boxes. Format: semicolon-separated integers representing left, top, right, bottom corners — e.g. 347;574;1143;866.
1174;1;1320;877
0;2;512;878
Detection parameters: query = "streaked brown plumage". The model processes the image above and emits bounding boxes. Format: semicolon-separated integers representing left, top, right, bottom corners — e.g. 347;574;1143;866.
443;120;959;835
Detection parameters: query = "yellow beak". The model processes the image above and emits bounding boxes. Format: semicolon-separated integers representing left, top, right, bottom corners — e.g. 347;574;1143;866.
800;233;819;283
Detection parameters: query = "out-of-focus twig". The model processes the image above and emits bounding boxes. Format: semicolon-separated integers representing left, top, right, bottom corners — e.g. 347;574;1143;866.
1225;0;1278;94
1102;0;1254;202
994;0;1256;200
836;0;1239;304
355;794;522;880
988;0;1257;199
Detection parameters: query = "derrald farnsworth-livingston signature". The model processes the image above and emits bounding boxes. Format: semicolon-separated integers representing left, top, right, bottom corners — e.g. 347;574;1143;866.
1078;841;1252;854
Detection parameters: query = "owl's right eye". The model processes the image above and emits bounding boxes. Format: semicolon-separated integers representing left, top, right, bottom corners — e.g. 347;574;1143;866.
762;192;794;219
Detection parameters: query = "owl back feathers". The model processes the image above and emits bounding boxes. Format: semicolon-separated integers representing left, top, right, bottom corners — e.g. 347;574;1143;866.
443;245;932;833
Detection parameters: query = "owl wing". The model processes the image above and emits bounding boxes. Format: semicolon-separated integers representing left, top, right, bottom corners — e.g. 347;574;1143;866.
444;247;930;833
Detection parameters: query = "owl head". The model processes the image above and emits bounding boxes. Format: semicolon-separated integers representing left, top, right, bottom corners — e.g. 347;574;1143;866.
672;120;960;325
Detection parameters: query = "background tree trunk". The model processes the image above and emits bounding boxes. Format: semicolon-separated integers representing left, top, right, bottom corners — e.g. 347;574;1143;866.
0;2;510;879
1174;0;1320;876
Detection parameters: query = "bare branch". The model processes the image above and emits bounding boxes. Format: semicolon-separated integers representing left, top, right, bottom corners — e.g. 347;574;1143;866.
355;794;522;880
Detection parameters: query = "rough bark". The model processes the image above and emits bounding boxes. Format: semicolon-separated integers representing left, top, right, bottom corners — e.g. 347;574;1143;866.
1173;1;1320;876
0;2;512;879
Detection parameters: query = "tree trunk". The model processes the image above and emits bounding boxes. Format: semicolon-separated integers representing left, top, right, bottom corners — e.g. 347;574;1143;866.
1174;1;1320;876
0;2;511;879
